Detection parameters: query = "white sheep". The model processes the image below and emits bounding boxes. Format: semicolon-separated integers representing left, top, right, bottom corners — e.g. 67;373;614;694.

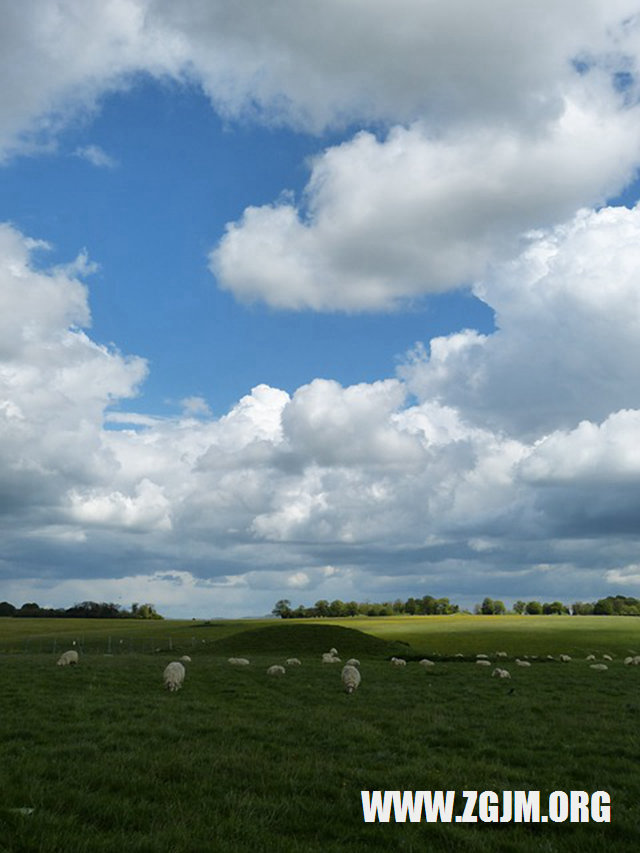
163;661;185;692
56;650;78;666
286;658;301;666
345;658;360;667
419;658;435;667
515;659;531;667
496;651;508;658
322;653;341;664
586;654;596;661
476;660;491;667
267;665;285;676
590;663;608;671
559;654;571;662
180;655;191;663
476;653;489;659
391;657;406;667
624;656;633;665
228;658;250;666
602;654;613;661
491;667;511;679
329;648;338;656
341;664;361;694
633;656;640;665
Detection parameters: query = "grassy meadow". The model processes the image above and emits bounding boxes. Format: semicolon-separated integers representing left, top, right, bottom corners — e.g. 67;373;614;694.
1;615;639;852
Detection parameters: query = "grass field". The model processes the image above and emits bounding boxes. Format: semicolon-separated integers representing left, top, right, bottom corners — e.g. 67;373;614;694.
1;615;639;851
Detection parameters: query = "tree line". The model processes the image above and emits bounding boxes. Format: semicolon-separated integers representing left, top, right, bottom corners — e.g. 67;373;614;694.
272;594;640;618
0;601;163;619
273;596;460;618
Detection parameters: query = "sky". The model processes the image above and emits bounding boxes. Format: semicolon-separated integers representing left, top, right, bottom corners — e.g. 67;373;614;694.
3;2;640;618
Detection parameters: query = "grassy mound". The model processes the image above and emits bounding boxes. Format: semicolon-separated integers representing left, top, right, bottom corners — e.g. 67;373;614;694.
207;621;413;659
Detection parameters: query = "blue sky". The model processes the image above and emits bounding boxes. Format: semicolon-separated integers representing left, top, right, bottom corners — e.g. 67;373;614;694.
3;1;640;617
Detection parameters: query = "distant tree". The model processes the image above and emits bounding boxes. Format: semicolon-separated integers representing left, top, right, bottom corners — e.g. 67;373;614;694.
542;601;569;615
315;600;330;617
135;603;163;620
571;601;594;615
593;597;615;616
345;601;359;617
272;599;292;619
0;601;16;616
419;595;437;615
513;600;526;615
16;602;42;617
328;599;346;617
392;599;405;614
525;600;543;615
480;597;505;615
404;597;418;615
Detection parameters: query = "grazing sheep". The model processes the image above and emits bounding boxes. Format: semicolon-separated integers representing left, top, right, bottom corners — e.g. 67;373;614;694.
180;655;191;663
329;648;338;656
286;658;301;666
341;664;361;694
602;654;613;661
590;663;608;671
624;656;633;665
454;653;464;658
633;656;640;665
322;653;341;664
419;658;435;667
586;654;596;661
515;659;531;667
163;661;185;692
559;654;571;662
56;650;78;667
345;658;360;667
496;651;508;658
267;665;285;676
491;667;511;679
476;653;489;659
476;660;491;667
391;657;407;667
228;658;250;666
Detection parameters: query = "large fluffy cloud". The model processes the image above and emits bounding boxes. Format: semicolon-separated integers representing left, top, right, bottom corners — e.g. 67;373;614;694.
401;204;640;437
0;224;146;520
210;101;640;308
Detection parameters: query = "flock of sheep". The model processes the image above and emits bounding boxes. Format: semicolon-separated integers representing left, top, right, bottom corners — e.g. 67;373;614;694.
55;645;637;693
55;644;363;694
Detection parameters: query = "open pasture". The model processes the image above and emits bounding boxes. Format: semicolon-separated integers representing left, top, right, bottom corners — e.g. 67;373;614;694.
344;613;640;659
1;617;639;851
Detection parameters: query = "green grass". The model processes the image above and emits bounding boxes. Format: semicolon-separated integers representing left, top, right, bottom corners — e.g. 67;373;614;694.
0;617;273;656
315;614;640;658
1;616;639;851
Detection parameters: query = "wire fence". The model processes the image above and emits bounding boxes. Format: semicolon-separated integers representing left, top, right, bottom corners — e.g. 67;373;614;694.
0;634;207;656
